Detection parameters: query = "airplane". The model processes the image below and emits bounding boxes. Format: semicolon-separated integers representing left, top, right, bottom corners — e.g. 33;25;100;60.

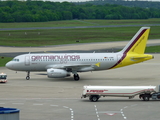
5;27;153;81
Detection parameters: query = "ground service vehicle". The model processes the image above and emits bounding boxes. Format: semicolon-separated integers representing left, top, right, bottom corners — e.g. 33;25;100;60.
81;85;160;102
0;73;7;83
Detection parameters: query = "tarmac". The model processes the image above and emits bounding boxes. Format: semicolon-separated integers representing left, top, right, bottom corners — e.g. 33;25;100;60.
0;40;160;120
0;39;160;54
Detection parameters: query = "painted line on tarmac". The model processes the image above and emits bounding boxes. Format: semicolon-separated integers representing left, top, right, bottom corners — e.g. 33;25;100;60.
12;103;24;105
50;105;59;107
99;111;120;116
120;104;138;120
1;100;74;120
33;104;43;106
63;106;74;120
94;105;100;120
120;108;127;120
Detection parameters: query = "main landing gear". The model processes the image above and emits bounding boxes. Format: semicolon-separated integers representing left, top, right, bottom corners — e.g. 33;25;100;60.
26;71;30;80
25;71;80;81
73;74;80;81
72;71;80;81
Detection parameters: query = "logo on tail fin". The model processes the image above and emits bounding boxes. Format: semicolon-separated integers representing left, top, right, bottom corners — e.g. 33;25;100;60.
110;27;153;69
121;27;150;54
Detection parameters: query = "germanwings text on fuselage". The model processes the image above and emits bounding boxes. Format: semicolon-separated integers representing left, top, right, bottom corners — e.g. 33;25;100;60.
31;55;80;61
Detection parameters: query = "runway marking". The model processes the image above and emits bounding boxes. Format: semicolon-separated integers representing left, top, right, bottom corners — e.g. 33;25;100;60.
33;104;43;105
63;106;74;120
105;113;116;116
94;105;100;120
120;107;127;120
99;111;120;116
120;104;137;120
1;100;74;120
50;105;58;107
63;106;69;108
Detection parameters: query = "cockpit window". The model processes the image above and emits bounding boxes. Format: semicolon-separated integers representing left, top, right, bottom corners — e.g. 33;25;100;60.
12;59;19;62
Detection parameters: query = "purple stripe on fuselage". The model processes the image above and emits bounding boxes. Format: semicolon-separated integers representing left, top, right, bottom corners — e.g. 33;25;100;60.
109;53;126;69
109;28;147;69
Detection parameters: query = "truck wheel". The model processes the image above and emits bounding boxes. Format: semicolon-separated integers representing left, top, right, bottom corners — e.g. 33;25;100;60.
91;95;99;102
89;96;92;101
143;96;150;101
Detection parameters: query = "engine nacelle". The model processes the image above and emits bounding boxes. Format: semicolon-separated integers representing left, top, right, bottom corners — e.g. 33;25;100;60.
47;68;70;78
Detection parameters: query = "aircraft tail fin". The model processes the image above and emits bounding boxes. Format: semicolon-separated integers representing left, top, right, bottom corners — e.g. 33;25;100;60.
120;27;150;54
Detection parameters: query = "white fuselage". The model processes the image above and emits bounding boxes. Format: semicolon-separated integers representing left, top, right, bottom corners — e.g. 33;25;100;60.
6;53;120;72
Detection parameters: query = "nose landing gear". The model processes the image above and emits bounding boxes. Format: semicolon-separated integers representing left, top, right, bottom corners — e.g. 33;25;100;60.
26;71;30;80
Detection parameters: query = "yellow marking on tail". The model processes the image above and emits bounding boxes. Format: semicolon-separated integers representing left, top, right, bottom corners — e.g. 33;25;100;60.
110;27;153;69
128;28;150;54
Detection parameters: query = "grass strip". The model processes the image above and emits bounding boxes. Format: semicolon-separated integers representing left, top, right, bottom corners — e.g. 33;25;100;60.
0;26;160;47
0;19;160;28
0;57;12;67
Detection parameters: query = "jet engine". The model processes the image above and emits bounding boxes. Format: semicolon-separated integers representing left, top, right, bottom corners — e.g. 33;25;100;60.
47;68;70;78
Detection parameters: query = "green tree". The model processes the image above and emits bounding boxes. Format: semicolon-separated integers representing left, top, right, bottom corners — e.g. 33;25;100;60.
62;11;73;20
0;1;160;22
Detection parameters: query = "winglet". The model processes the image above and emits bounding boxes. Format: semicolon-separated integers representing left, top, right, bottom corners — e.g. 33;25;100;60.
120;27;150;54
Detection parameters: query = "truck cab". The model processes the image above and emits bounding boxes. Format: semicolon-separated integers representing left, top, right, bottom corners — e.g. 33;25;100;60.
152;92;160;100
0;73;7;83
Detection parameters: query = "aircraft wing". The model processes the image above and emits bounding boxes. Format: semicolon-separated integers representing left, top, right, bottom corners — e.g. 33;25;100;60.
46;63;100;71
46;64;91;69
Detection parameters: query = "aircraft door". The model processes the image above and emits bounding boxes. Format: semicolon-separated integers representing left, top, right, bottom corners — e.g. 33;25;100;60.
25;56;30;66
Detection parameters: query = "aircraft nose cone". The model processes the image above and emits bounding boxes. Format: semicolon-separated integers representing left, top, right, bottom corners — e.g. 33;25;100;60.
5;62;13;69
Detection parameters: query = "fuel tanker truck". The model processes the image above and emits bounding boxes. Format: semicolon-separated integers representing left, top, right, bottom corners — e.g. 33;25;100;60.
81;85;160;102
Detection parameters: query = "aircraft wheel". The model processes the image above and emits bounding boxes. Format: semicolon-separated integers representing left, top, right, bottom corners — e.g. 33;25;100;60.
26;71;30;80
26;76;30;80
74;74;80;81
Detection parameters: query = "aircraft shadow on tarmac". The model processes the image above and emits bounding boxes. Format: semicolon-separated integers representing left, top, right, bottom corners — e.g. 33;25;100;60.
34;73;152;82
